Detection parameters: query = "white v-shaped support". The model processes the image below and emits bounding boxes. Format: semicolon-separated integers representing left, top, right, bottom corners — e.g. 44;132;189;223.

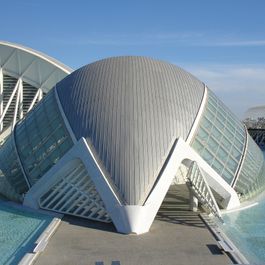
24;137;239;234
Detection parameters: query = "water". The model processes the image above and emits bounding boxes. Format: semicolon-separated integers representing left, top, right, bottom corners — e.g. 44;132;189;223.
220;197;265;264
0;201;53;265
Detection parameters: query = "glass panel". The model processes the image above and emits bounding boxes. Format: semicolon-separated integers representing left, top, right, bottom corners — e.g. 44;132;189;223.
230;147;241;161
201;117;212;130
50;151;60;165
191;90;246;185
234;135;265;198
218;107;227;119
15;90;74;186
224;128;234;140
39;158;52;173
217;147;228;163
236;131;245;143
209;94;218;104
202;149;214;164
192;139;204;153
211;127;222;139
205;109;215;120
221;136;230;149
234;138;244;151
212;159;223;175
0;137;28;194
59;140;72;153
208;102;217;113
227;157;238;172
218;112;226;122
197;127;209;143
208;137;219;153
215;118;225;131
226;120;235;133
222;169;233;182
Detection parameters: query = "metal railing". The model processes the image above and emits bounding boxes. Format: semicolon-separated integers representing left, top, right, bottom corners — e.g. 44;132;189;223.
186;161;223;222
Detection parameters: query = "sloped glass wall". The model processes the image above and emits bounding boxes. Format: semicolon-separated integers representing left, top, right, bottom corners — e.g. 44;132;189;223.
191;90;246;185
15;90;74;186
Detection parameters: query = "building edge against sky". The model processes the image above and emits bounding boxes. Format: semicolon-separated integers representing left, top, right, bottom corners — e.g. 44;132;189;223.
0;41;264;234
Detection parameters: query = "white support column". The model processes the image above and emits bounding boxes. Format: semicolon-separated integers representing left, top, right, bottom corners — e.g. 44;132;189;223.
18;79;23;120
27;89;40;113
189;189;198;212
12;79;22;130
0;78;20;125
38;88;43;101
0;68;3;132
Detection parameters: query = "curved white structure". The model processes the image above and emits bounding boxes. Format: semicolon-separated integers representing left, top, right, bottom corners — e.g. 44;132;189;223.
0;54;264;234
0;41;72;136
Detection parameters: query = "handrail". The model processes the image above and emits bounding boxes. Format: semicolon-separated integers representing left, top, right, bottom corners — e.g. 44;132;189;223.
186;161;223;222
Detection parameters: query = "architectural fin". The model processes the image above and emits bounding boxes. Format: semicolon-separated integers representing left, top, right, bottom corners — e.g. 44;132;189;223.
39;159;111;223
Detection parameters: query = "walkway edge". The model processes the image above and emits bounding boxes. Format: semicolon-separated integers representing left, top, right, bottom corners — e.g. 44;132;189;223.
199;213;249;264
19;216;62;265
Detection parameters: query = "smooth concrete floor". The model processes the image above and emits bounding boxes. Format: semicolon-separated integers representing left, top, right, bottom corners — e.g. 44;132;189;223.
35;185;233;265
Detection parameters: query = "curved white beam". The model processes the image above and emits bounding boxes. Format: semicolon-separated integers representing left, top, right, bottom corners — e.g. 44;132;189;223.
0;41;72;74
0;41;72;136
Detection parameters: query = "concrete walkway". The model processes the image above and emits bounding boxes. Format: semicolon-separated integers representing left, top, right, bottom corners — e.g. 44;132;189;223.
35;185;233;265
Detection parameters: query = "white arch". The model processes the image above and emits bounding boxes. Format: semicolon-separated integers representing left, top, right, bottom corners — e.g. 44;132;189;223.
0;41;72;138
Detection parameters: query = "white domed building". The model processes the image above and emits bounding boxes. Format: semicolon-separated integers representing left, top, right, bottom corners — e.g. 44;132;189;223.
0;47;264;234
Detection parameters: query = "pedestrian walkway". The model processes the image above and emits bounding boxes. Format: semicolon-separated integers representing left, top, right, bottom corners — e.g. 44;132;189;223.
35;184;232;265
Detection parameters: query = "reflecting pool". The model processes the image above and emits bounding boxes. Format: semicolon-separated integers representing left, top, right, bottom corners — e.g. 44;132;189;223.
221;196;265;264
0;201;53;265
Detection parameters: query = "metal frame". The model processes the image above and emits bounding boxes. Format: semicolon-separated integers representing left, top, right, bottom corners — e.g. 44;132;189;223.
0;41;72;138
191;90;246;185
38;159;111;223
11;125;31;189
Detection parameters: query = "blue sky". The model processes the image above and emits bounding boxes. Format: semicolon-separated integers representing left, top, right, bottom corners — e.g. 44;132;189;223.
1;0;265;117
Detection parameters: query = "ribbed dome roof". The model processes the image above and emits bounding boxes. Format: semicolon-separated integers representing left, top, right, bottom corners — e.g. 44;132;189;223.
56;56;205;205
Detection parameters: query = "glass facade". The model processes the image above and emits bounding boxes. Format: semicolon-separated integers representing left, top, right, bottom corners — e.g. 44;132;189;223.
191;89;246;185
0;89;74;197
234;135;265;199
0;80;265;204
15;89;74;186
0;137;27;194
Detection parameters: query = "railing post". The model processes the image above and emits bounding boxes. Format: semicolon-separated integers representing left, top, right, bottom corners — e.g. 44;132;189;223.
189;191;198;212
